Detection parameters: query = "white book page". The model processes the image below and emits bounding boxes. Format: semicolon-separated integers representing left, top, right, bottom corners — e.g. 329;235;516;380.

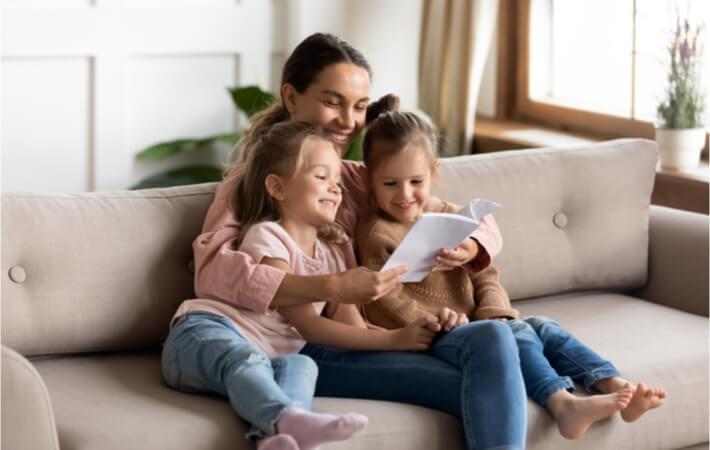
381;213;478;282
381;199;501;283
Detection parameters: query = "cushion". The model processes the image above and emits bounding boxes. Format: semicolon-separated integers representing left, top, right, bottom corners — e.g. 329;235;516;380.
515;292;708;450
434;138;658;300
32;292;707;450
32;352;464;450
1;184;216;356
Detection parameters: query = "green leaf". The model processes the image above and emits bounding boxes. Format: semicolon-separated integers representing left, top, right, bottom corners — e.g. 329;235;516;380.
342;132;364;161
136;133;240;161
130;165;223;190
228;85;276;117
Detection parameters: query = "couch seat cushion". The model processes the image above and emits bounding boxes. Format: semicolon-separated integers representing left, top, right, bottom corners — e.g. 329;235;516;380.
32;352;463;450
32;292;707;450
515;292;708;450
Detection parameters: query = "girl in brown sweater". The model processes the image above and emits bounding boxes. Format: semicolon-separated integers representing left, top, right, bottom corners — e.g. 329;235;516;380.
355;97;666;440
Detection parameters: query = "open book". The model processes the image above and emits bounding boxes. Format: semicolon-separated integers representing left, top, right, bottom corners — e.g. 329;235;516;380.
380;199;501;282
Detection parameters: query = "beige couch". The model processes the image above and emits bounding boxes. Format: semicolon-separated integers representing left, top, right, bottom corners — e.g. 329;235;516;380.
2;138;708;450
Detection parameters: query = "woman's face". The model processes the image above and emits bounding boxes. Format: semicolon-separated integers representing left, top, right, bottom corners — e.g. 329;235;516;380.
283;63;370;156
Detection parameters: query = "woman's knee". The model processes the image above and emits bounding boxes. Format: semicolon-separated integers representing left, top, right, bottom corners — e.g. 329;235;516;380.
475;320;517;351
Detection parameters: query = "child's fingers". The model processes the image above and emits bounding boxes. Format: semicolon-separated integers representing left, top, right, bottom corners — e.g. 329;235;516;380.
425;320;442;332
431;263;455;272
437;307;452;324
444;312;458;331
454;313;469;327
371;266;408;299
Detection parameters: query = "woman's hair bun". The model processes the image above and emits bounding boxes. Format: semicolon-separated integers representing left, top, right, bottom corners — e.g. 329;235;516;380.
366;94;400;125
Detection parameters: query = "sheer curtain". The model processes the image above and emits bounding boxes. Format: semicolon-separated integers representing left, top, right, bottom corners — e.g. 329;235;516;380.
418;0;499;156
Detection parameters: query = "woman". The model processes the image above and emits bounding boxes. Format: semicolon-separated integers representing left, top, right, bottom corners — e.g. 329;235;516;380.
187;33;527;449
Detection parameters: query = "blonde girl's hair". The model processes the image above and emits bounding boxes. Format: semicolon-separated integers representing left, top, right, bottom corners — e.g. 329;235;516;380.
231;32;373;167
362;94;440;172
231;121;340;246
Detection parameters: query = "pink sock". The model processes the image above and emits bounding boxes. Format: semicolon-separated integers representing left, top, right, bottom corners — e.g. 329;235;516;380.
257;433;299;450
277;407;368;450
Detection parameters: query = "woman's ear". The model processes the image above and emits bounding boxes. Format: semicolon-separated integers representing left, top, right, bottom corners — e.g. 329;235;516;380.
265;174;285;201
281;83;298;116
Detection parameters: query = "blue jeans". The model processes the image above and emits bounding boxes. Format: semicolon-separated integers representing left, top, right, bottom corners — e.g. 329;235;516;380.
507;316;621;406
161;311;318;439
301;320;527;450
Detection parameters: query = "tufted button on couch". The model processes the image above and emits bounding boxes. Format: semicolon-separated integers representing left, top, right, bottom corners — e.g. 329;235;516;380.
2;139;707;450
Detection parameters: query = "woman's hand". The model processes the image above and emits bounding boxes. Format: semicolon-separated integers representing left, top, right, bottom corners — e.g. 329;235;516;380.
329;265;407;304
437;307;469;332
388;317;439;350
432;238;479;272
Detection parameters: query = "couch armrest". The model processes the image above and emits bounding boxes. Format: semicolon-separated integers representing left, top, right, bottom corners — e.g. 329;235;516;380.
1;345;60;450
634;205;709;316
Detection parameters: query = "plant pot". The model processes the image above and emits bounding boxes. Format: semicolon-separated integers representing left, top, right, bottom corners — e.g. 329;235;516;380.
654;127;706;170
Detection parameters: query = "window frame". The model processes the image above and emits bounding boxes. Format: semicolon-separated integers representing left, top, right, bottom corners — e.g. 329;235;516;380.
512;0;655;139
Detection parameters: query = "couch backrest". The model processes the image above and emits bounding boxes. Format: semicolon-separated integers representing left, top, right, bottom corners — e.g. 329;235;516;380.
434;138;658;301
2;184;216;356
1;139;658;356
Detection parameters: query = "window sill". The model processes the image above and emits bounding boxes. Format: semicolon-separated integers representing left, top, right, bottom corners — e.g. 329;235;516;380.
473;117;709;215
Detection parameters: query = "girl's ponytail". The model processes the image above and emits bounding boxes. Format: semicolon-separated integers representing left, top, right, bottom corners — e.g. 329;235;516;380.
366;94;400;125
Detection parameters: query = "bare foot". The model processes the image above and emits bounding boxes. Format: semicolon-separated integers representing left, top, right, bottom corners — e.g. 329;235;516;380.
620;382;666;422
548;387;633;439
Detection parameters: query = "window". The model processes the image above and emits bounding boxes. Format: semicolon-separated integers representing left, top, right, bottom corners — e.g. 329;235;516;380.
516;0;709;138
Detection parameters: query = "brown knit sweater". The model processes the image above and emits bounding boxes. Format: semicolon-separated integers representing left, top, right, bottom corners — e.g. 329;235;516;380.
356;208;519;329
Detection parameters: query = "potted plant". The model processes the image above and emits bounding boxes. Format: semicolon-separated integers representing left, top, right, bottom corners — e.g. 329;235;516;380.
655;14;707;170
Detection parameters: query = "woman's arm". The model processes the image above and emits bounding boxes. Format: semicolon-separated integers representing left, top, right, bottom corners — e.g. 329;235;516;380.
324;303;368;328
263;257;436;351
280;304;435;351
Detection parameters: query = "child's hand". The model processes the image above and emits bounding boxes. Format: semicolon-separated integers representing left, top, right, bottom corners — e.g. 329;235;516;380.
432;237;479;272
438;307;469;332
389;317;439;351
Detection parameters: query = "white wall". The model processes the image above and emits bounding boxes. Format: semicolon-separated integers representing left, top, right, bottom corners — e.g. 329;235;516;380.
280;0;423;109
1;0;423;192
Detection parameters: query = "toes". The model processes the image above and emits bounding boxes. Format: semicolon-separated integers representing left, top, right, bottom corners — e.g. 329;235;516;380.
636;382;648;394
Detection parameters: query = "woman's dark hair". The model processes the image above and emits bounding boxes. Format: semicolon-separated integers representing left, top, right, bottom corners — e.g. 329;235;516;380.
362;94;439;172
237;33;372;161
231;121;333;245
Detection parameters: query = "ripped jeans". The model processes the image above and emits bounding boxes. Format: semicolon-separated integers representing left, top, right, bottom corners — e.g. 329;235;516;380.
161;311;318;439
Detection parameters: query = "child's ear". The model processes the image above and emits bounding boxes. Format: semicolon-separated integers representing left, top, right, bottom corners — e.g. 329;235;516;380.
433;159;440;175
265;174;285;201
358;164;369;186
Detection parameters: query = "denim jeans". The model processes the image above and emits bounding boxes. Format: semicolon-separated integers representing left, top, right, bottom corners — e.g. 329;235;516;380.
507;316;621;406
301;320;527;450
161;311;318;439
